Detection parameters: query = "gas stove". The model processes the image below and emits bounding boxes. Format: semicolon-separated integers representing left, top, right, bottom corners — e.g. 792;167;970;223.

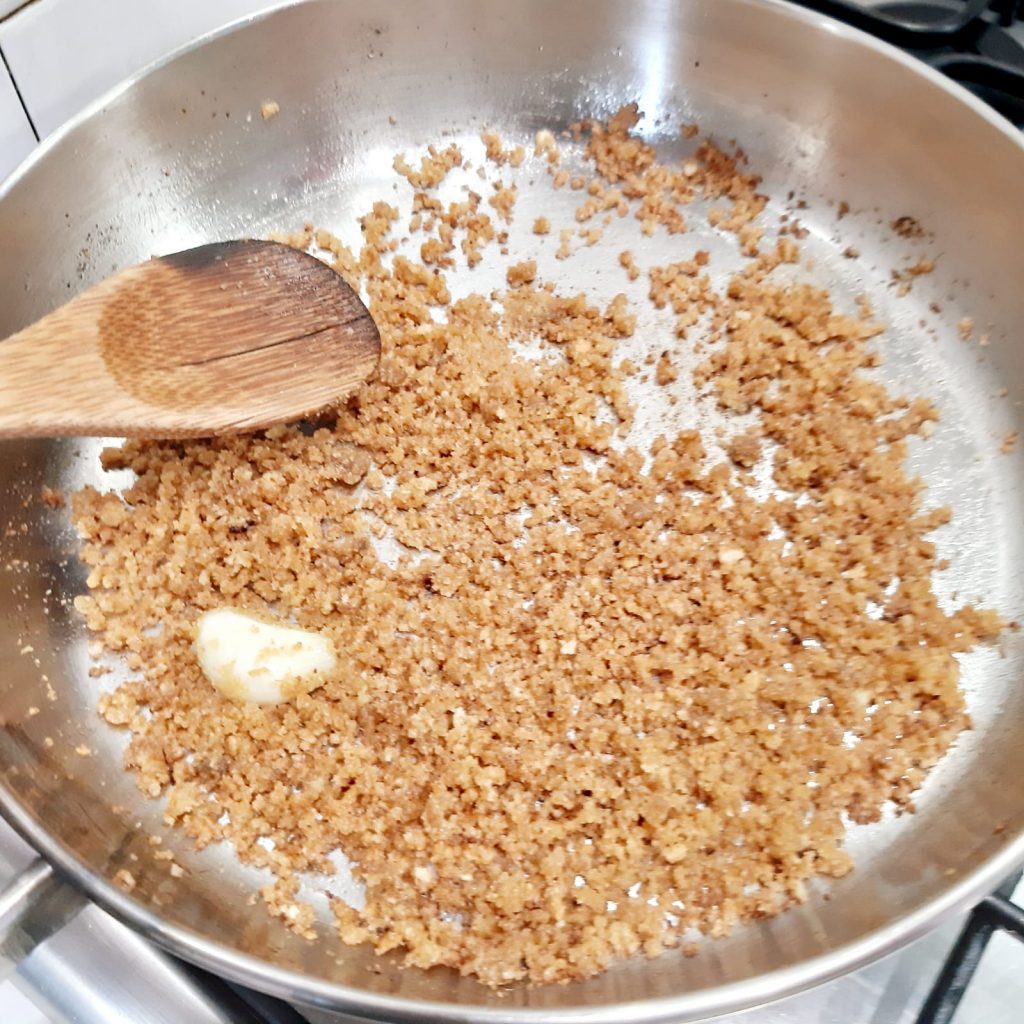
799;0;1024;125
1;2;1023;1023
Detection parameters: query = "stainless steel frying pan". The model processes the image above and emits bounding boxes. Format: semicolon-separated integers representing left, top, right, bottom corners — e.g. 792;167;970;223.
0;0;1022;1020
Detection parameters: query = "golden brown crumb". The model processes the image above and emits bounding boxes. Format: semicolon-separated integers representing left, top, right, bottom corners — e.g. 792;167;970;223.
726;431;762;468
393;145;463;190
891;258;935;296
892;215;924;239
506;260;537;287
555;227;573;260
40;487;65;509
260;101;279;120
488;181;517;224
75;744;91;757
267;222;314;250
532;216;550;235
574;181;627;224
655;352;678;386
648;257;716;338
70;105;1004;990
837;201;850;220
481;131;526;168
843;247;859;260
958;317;974;341
619;250;640;281
1001;431;1018;455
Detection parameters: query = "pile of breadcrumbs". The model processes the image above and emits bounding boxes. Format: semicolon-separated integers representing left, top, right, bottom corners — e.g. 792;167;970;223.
71;105;1003;987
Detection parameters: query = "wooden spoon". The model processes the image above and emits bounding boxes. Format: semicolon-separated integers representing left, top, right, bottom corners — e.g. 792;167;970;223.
0;240;380;438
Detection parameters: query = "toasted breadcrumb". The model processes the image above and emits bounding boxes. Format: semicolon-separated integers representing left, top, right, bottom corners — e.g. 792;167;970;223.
393;145;463;190
892;259;936;295
726;432;762;469
70;105;1003;990
488;182;517;224
892;215;924;239
1001;431;1018;455
533;217;550;235
619;250;641;281
260;101;279;120
506;260;537;287
655;352;678;386
40;487;65;509
481;131;526;168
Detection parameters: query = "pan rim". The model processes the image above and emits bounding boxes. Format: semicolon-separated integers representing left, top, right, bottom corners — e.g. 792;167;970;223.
1;0;1022;1019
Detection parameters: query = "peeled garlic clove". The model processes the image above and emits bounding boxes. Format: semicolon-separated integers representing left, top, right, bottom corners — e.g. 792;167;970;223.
195;607;336;705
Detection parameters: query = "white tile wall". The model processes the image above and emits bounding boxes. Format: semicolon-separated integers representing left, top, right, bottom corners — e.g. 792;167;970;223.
0;56;35;183
0;0;279;139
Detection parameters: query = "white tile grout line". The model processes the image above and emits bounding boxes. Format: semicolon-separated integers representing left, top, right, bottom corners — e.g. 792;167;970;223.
0;41;38;140
0;0;41;142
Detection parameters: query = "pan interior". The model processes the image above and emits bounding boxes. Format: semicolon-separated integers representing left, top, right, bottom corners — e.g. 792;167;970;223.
0;0;1021;1017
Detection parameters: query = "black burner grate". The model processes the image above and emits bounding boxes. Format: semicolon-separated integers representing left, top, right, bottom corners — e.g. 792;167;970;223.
794;0;1024;124
914;870;1024;1024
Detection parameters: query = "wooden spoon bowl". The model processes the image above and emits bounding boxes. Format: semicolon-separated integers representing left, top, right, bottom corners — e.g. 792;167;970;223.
0;240;380;438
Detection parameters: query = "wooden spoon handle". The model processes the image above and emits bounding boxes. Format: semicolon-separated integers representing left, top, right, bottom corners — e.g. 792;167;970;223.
0;277;150;438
